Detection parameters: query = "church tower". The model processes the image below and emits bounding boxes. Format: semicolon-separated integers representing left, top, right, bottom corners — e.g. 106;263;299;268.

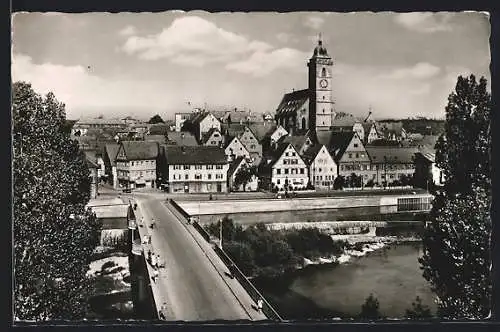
308;34;335;132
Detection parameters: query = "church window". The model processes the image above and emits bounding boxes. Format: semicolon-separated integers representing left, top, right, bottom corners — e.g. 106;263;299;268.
321;68;327;77
323;96;325;100
323;109;325;113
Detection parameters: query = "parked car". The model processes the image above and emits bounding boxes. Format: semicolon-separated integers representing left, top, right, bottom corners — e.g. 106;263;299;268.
123;188;132;193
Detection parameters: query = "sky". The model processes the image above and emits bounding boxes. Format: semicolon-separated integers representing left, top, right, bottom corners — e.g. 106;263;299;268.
12;11;491;121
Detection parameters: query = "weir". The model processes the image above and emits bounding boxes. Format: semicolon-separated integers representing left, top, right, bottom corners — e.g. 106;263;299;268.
176;193;433;216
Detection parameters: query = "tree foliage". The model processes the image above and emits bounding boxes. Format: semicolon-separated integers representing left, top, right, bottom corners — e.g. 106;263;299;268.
233;163;257;191
405;296;432;319
13;82;102;320
205;218;346;278
148;114;165;124
359;293;382;320
419;75;491;319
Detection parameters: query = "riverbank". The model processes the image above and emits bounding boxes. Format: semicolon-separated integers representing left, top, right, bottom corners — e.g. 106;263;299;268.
252;242;435;320
85;246;134;319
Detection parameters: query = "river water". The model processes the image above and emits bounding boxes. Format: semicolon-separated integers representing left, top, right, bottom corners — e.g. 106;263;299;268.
253;242;437;320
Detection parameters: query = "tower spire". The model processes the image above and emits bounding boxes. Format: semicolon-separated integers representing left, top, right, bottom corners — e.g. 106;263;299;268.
318;32;322;45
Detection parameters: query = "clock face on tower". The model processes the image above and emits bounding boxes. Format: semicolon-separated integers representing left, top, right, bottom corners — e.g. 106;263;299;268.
319;79;328;88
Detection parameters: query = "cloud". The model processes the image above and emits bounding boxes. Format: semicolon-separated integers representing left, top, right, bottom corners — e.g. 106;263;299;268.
381;62;441;80
303;16;325;30
122;16;272;65
119;25;137;36
276;32;298;43
225;48;310;77
394;12;453;33
11;54;171;118
330;62;454;119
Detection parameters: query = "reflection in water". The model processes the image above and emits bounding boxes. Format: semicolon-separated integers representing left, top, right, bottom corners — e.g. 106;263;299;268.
254;243;436;320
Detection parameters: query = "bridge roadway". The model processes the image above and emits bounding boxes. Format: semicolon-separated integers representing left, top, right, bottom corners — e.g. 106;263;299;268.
133;195;267;321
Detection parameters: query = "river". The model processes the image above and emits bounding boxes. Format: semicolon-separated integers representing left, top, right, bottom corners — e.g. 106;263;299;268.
253;242;437;320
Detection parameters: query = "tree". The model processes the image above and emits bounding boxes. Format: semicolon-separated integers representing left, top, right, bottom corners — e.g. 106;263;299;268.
148;114;165;124
405;296;432;319
223;241;256;276
419;75;491;319
233;163;257;192
359;293;382;320
333;175;345;190
13;82;102;320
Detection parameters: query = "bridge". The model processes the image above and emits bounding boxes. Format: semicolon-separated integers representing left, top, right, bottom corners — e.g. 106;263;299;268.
127;196;277;321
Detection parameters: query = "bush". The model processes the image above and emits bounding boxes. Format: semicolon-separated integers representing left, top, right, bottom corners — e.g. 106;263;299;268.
405;296;432;319
359;293;382;320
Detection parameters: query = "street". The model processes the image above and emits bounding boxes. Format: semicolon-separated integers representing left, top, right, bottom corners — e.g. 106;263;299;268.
135;196;265;321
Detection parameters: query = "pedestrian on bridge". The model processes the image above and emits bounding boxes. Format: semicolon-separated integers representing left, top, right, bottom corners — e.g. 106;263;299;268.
151;253;157;268
152;269;159;282
257;299;263;312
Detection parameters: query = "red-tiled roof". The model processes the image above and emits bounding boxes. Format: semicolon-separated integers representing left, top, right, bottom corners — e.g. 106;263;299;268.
118;141;159;161
316;131;356;162
228;156;246;177
166;132;198;146
201;127;222;145
365;146;419;164
105;143;120;166
164;146;227;165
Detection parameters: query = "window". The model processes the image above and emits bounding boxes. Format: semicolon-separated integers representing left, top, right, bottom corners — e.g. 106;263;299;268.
216;174;223;179
195;165;202;170
300;168;304;174
283;159;289;165
348;153;352;158
292;152;296;157
185;174;189;180
284;169;289;174
321;67;327;77
353;143;358;148
277;169;281;175
195;174;202;180
131;161;134;166
214;134;219;137
207;174;212;180
207;165;213;169
174;165;181;170
291;169;295;175
356;153;359;158
285;152;289;157
211;141;216;145
277;179;281;185
183;165;190;170
216;165;223;169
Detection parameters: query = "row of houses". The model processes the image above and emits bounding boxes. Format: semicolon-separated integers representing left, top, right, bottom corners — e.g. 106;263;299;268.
92;122;442;194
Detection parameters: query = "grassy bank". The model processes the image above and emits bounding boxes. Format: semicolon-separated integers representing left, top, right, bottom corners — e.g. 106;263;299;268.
204;217;349;279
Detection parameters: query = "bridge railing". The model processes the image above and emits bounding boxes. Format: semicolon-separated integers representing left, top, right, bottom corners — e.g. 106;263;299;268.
169;199;284;321
212;244;284;321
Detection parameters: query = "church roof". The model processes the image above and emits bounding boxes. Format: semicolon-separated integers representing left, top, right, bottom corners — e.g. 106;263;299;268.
313;38;329;57
276;89;310;116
